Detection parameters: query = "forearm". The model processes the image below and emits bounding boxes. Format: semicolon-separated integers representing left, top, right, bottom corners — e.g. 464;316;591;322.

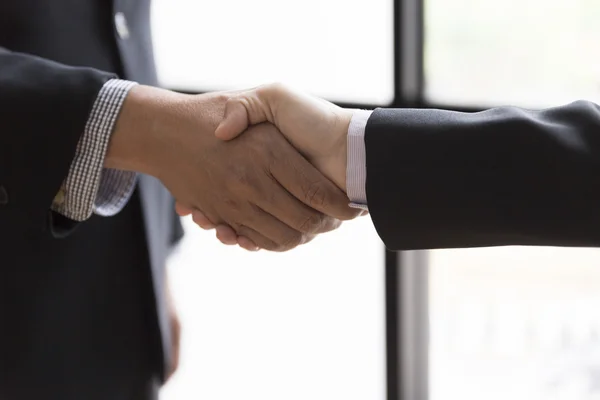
364;101;600;250
0;47;114;231
105;85;159;174
54;84;190;229
105;84;182;177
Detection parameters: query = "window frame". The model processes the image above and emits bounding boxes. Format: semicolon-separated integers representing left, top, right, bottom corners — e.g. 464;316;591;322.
389;0;482;398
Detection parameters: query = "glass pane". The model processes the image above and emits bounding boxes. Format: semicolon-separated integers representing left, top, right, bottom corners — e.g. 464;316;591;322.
152;2;387;398
425;0;600;107
426;1;600;398
430;247;600;400
152;0;394;105
161;216;385;400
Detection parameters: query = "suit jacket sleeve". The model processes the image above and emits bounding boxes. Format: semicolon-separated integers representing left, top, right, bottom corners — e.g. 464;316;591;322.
0;47;115;233
365;101;600;250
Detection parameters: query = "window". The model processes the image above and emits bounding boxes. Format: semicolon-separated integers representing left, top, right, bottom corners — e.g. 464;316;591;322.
162;218;385;400
151;1;390;399
425;0;600;108
152;0;394;105
153;0;600;399
429;247;600;400
424;1;600;400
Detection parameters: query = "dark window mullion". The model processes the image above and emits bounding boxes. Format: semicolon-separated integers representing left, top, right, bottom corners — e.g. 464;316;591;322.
391;0;428;399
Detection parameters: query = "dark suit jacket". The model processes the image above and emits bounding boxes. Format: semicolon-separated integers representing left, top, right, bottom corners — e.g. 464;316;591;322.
365;102;600;250
0;1;182;398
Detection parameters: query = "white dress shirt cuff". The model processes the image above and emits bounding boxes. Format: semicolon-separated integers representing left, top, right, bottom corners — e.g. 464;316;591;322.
347;109;373;210
51;79;138;221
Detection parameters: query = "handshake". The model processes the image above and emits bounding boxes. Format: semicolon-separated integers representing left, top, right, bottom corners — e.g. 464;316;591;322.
107;83;364;252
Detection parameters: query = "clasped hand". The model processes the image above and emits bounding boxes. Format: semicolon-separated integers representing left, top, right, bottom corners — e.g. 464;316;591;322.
110;84;361;253
175;84;361;251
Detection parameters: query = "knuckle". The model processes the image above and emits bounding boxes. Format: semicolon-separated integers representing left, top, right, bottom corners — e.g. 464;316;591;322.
213;92;233;108
259;82;286;97
337;205;363;221
298;212;325;234
217;92;230;103
304;181;327;208
303;234;316;244
235;96;253;111
278;231;304;252
192;212;215;229
347;208;364;220
235;224;248;236
238;225;279;252
191;213;205;226
329;217;343;231
262;240;281;252
317;215;340;233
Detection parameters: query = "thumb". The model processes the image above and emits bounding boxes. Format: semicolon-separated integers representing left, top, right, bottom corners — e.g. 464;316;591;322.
216;88;278;140
215;97;253;141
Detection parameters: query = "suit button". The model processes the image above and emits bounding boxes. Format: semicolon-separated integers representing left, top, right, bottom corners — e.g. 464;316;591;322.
0;186;8;205
114;12;130;40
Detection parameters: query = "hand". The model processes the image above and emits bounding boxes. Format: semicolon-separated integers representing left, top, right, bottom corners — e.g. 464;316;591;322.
216;83;353;192
106;86;359;252
178;84;359;250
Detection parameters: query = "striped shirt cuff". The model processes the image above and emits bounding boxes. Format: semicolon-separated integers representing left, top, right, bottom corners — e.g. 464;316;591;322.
347;110;372;210
51;79;138;221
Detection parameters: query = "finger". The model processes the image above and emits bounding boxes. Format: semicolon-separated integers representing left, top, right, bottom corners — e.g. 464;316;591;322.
235;205;310;252
238;218;316;252
215;90;274;141
234;225;279;251
238;236;260;252
213;227;260;252
255;179;343;235
191;209;216;230
270;145;363;221
216;225;239;245
175;202;194;217
300;233;316;245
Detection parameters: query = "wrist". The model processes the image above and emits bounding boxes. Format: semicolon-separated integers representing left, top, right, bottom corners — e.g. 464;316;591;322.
330;109;352;193
105;85;186;177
